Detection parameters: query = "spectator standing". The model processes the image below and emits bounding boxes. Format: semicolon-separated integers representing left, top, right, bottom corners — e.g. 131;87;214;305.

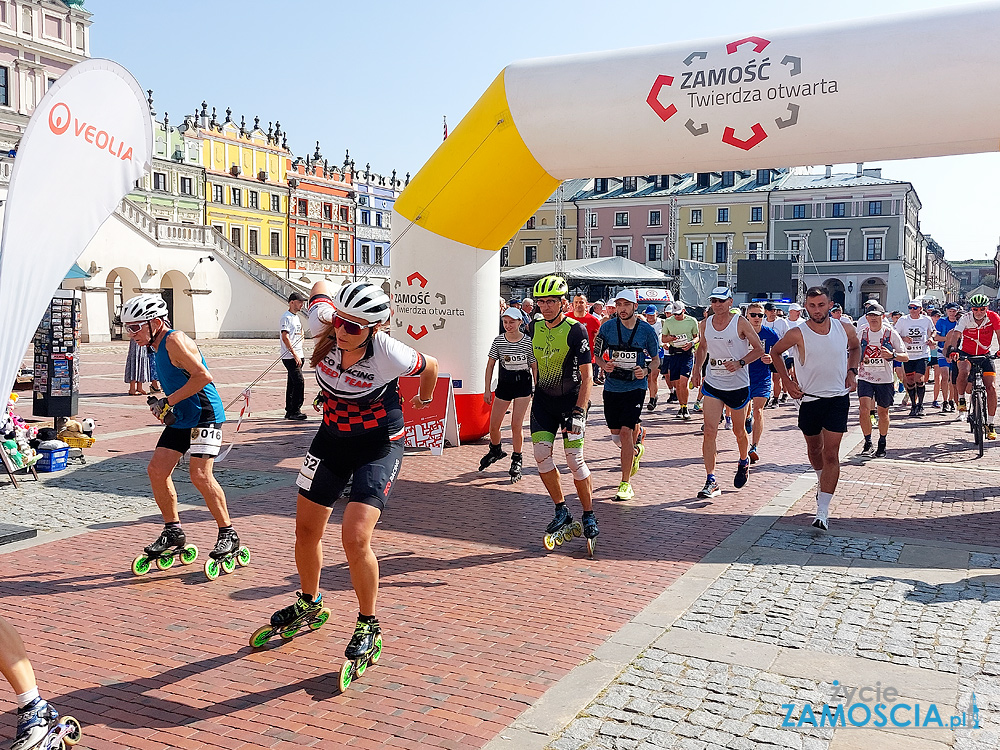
281;292;308;420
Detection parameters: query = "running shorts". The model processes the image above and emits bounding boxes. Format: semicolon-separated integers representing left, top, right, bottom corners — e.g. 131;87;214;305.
296;426;403;512
603;388;645;430
937;357;950;369
902;359;927;375
797;394;850;436
156;423;224;459
749;375;772;401
857;380;894;409
495;369;533;402
700;381;750;410
665;351;694;381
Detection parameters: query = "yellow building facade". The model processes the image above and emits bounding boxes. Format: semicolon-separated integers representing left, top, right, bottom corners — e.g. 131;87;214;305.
200;108;292;272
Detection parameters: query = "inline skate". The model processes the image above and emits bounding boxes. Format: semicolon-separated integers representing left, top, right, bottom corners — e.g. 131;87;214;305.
338;616;383;692
204;527;250;580
131;524;198;576
582;511;599;558
12;698;82;750
542;503;582;551
250;591;331;647
509;452;523;484
479;443;507;471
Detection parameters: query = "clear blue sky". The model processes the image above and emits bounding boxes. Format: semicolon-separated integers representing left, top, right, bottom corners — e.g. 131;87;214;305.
88;0;998;261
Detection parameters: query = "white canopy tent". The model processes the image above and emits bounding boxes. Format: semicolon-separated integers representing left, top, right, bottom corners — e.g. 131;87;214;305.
500;257;667;285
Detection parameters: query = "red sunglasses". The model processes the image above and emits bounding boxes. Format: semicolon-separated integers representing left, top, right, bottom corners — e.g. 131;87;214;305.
333;314;377;336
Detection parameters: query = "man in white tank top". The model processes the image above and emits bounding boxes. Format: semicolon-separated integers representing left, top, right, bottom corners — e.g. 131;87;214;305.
770;286;861;530
691;287;764;499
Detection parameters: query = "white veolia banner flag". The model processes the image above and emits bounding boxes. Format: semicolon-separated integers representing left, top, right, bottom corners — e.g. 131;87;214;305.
0;58;152;398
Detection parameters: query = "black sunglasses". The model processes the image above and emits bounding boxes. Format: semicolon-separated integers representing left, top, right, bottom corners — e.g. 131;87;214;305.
747;312;764;318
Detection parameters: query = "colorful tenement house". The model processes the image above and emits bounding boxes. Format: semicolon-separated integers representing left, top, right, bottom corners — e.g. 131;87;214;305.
353;160;403;283
287;141;355;285
199;105;293;273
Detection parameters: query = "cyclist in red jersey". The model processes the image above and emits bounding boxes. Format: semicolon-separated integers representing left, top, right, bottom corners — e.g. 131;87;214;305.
945;294;999;439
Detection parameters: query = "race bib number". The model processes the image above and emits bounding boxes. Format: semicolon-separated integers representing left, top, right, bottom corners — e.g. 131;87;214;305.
296;451;320;491
612;350;638;369
863;356;885;368
502;354;529;371
672;334;689;345
190;426;223;457
710;357;735;375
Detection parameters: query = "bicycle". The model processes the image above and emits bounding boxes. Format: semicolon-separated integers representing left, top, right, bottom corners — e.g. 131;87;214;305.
963;354;993;458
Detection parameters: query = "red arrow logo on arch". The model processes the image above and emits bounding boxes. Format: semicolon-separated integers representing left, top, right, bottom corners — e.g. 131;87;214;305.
407;325;428;340
726;37;770;54
646;75;678;122
407;272;428;288
722;123;767;151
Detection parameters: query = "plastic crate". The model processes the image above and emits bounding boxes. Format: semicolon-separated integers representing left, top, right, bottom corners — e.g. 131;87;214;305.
58;433;95;448
36;447;69;472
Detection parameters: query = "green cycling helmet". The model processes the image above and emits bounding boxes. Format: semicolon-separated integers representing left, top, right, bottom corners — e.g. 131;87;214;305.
533;275;569;299
968;293;990;307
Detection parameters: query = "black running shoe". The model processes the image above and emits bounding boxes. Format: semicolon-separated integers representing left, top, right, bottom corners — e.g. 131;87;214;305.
874;440;887;458
647;397;657;412
734;461;749;489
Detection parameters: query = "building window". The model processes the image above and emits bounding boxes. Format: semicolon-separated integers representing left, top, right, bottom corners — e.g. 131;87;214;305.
588;213;597;228
866;237;883;260
500;246;509;266
790;239;801;259
43;14;61;40
376;212;383;227
21;6;31;34
525;245;537;264
0;67;9;107
697;173;711;188
294;235;306;258
323;203;332;220
248;191;258;209
748;241;764;260
721;171;735;188
830;238;846;261
792;205;806;219
615;245;630;258
358;195;368;207
212;184;223;203
648;210;661;227
212;224;224;236
339;205;349;222
715;242;728;263
526;216;535;229
755;169;770;186
338;239;349;261
248;228;259;255
375;247;384;265
717;208;729;224
831;202;846;218
75;22;85;49
180;176;193;195
615;211;629;227
690;209;702;225
152;172;167;191
647;243;662;262
321;237;332;260
361;245;371;264
270;231;281;256
297;199;308;217
868;201;883;216
594;178;608;194
231;187;242;207
622;176;637;192
231;226;242;249
750;206;763;223
361;209;370;225
689;242;705;262
271;194;281;212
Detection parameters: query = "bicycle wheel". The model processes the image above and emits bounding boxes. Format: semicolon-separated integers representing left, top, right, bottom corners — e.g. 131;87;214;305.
972;388;986;458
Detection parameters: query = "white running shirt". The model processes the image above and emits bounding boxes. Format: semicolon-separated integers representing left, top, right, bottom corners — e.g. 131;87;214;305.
858;324;906;384
792;317;850;400
703;314;750;390
894;315;934;359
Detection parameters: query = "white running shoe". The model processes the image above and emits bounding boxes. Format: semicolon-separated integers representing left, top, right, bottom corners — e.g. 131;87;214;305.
811;515;829;531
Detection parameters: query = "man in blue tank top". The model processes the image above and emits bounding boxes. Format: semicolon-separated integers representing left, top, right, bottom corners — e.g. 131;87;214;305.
120;295;244;574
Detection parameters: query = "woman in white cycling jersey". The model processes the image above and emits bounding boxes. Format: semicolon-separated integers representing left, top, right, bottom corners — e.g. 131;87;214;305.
268;280;439;667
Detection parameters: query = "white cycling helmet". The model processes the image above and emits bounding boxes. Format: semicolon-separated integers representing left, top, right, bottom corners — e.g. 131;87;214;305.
334;282;391;324
121;294;168;324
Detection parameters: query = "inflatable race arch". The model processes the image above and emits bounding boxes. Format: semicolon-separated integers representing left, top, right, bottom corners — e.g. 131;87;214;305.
391;3;1000;442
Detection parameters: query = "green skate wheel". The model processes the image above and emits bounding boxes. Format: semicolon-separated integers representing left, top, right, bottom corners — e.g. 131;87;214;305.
222;557;236;574
543;534;555;551
156;554;175;571
572;522;583;538
309;608;331;631
236;546;251;567
180;545;198;565
280;626;299;639
356;658;368;678
339;660;353;692
371;634;383;664
204;559;221;580
131;555;151;576
249;625;274;648
62;716;82;746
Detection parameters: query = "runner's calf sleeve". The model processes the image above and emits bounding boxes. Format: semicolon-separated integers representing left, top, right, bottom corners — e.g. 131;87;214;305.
533;441;556;474
611;433;622;448
565;446;591;481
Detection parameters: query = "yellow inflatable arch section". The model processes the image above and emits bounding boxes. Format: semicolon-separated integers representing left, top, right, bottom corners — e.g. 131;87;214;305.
389;4;1000;440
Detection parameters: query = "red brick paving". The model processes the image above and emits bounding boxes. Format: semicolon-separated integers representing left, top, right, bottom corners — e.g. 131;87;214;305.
2;341;961;749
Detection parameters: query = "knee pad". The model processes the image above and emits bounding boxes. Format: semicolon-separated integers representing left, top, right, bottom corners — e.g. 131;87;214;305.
611;433;622;448
564;446;591;481
533;441;556;474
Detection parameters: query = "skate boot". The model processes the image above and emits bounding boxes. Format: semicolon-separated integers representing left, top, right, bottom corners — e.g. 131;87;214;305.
205;527;250;580
339;616;383;692
479;443;507;471
12;698;82;750
250;591;331;647
582;511;598;558
543;503;582;551
132;524;198;576
508;452;523;484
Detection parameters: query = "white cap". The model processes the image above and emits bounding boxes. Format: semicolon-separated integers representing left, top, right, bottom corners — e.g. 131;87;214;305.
788;303;802;311
709;286;732;300
614;289;638;304
502;308;523;320
908;299;922;308
670;301;686;314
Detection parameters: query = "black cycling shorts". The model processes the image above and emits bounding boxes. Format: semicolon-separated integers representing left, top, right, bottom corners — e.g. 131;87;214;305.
495;369;533;402
797;394;850;436
603;388;645;431
902;359;927;375
700;381;750;410
857;380;894;409
296;426;403;513
530;393;577;440
959;352;996;375
156;423;224;459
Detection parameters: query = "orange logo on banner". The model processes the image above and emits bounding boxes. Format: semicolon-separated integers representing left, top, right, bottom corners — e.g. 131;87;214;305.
46;102;135;162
